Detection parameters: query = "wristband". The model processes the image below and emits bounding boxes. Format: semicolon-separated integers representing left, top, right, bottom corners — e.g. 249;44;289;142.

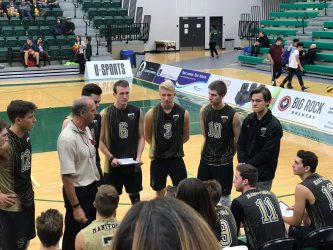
109;156;115;163
72;203;80;208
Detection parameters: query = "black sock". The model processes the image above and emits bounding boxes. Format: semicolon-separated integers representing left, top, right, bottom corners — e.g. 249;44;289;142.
129;193;140;204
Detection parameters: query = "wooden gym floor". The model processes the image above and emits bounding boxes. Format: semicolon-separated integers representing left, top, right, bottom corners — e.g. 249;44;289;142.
0;50;332;249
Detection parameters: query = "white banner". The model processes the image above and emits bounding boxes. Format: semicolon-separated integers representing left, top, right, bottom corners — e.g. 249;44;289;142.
153;64;182;84
85;60;133;80
272;89;328;128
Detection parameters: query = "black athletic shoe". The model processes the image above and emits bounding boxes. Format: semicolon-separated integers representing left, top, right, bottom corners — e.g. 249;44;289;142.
301;86;310;92
279;84;284;88
37;64;41;68
287;84;293;89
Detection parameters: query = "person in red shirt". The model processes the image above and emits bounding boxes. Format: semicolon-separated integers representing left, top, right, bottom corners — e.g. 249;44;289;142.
268;37;283;86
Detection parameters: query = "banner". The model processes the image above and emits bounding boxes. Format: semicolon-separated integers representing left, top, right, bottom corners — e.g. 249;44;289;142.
135;61;161;82
272;89;327;128
153;64;182;84
316;96;333;134
84;60;133;80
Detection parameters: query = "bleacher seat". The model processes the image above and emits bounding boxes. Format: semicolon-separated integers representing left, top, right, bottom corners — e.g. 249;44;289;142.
48;45;61;60
56;35;67;45
302;40;333;50
61;46;73;59
45;35;56;46
51;8;63;17
40;26;52;36
280;2;327;10
5;37;19;48
270;11;319;19
324;21;333;29
303;64;333;75
111;0;122;8
35;17;46;27
28;26;40;36
238;55;264;65
0;47;8;61
14;26;26;37
260;20;309;27
46;16;57;26
0;17;9;27
312;31;333;39
260;28;297;36
0;37;5;46
10;17;21;27
2;27;13;37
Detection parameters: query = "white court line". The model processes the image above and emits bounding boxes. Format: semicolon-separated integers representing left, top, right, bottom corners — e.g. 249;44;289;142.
31;175;40;187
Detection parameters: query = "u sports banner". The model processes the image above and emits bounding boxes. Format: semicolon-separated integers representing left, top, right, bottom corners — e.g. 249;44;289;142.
85;60;133;80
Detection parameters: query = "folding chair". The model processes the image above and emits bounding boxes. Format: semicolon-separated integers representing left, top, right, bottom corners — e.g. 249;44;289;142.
298;226;333;250
259;238;297;250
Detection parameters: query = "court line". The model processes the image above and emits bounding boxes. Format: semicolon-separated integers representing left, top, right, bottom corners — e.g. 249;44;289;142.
31;175;40;187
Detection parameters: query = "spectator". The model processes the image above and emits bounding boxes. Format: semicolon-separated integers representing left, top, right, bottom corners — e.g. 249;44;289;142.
7;0;20;17
36;209;63;250
250;32;269;57
18;0;33;21
176;178;221;241
51;18;65;37
20;37;41;67
75;185;119;250
73;35;86;74
48;0;59;8
209;25;219;58
300;44;317;66
0;0;7;17
65;17;75;36
110;197;221;250
268;37;284;86
36;36;50;66
31;0;40;17
204;180;238;248
85;36;92;61
283;150;333;244
38;0;48;8
231;164;285;250
280;43;310;91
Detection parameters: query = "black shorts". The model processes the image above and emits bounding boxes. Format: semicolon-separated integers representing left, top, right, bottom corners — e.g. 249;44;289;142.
197;160;233;195
288;225;313;243
104;164;142;195
150;157;187;191
0;204;36;250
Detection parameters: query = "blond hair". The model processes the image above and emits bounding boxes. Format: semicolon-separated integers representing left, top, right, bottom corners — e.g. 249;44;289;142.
159;80;175;92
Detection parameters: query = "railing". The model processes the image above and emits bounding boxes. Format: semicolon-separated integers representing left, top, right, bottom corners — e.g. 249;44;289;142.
296;12;309;34
319;0;328;16
95;33;100;55
238;20;260;46
83;14;91;36
104;23;150;43
72;0;79;18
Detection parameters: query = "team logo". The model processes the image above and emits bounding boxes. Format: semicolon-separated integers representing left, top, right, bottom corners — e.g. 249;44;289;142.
278;96;292;111
260;127;267;137
21;149;31;172
173;114;179;121
221;116;229;123
128;113;135;120
135;61;146;78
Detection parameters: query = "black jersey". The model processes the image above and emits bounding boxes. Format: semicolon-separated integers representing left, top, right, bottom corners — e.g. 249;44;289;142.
151;103;185;159
201;104;236;165
89;113;101;165
7;129;34;209
108;104;140;159
216;204;238;247
301;173;333;228
231;189;285;250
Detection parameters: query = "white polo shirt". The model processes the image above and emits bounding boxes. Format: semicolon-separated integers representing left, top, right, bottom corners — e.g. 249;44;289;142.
57;121;100;187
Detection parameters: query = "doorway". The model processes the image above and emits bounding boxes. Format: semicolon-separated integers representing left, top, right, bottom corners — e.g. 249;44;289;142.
179;17;205;50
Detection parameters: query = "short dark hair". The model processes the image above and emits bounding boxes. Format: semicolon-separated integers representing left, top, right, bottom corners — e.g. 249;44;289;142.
276;37;282;42
86;36;92;42
293;38;300;43
297;42;304;48
7;100;37;123
237;164;258;187
95;185;119;217
0;119;8;131
208;80;227;97
203;180;222;206
297;150;318;173
36;209;63;247
71;96;90;116
113;79;129;93
81;83;102;96
250;86;272;106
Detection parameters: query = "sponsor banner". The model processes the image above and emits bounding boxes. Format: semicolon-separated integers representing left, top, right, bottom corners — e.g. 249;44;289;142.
153;64;182;84
135;61;161;82
84;60;133;80
174;69;211;97
316;96;333;134
272;89;328;128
